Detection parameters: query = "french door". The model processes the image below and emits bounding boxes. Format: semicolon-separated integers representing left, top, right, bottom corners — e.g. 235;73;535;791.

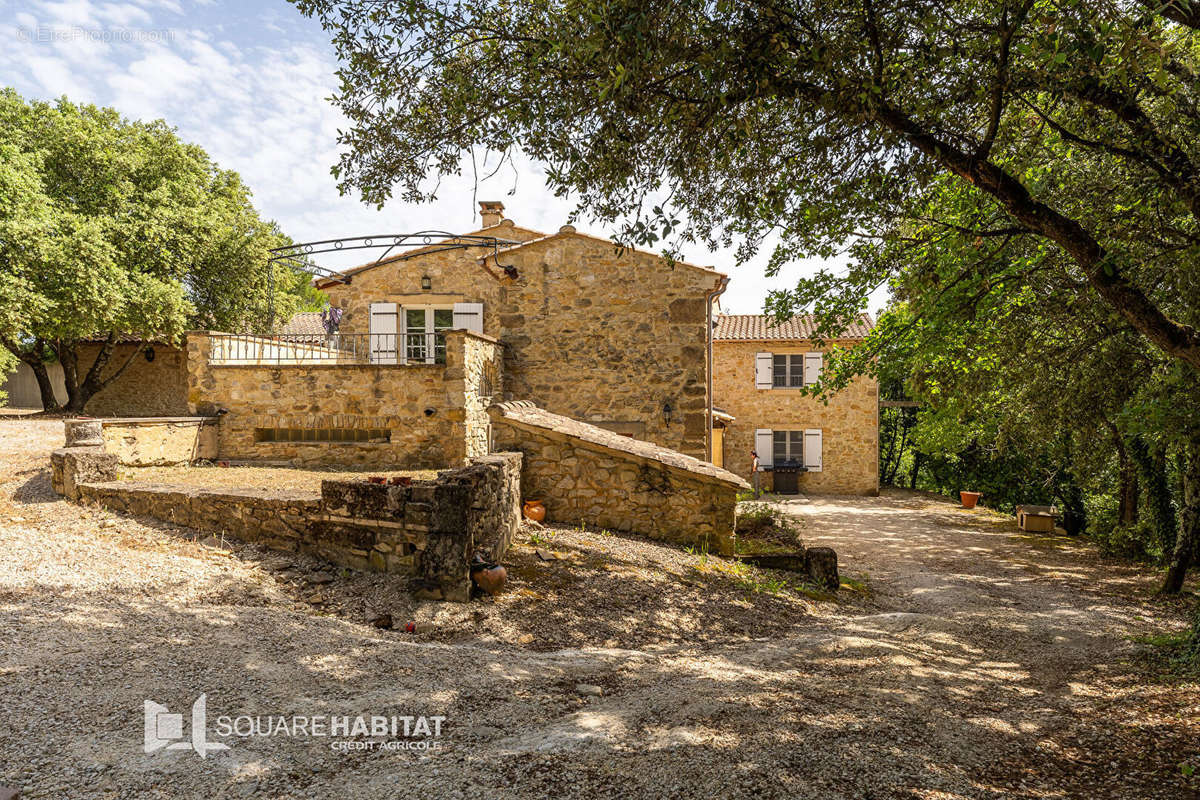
403;307;453;364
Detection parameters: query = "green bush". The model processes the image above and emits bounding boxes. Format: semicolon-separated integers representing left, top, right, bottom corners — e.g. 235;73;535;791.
0;348;14;407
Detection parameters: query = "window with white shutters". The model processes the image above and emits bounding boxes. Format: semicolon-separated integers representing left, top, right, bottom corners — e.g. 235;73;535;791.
755;428;774;469
755;352;773;389
772;354;805;387
804;352;823;385
772;430;805;463
452;302;484;334
804;429;823;472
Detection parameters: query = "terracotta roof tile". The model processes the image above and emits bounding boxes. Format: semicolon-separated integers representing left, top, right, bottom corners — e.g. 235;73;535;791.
713;314;873;341
278;312;326;339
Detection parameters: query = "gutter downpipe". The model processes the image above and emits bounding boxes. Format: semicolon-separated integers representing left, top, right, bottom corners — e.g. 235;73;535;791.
705;275;730;463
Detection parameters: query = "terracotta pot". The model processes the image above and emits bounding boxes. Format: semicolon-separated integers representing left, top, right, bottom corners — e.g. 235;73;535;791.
471;564;508;595
523;500;546;523
960;491;981;509
388;476;413;487
368;476;387;484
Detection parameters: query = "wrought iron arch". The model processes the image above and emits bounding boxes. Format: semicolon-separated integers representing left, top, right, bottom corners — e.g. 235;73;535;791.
265;231;521;327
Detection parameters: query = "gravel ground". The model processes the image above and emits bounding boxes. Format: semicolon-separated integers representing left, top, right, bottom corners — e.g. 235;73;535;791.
0;417;1197;799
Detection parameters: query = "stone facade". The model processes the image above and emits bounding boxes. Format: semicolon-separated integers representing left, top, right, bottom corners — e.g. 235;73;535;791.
59;453;523;603
184;330;501;468
713;339;879;495
489;401;747;553
320;214;724;459
75;342;189;417
64;417;219;466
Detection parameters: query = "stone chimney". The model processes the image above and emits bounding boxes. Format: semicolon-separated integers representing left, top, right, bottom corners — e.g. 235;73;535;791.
479;201;505;228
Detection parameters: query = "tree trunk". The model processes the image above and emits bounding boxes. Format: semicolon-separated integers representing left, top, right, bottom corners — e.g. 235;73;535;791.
1131;436;1177;558
1161;433;1200;594
909;451;924;490
1;337;62;412
1111;425;1139;526
28;360;60;412
881;411;899;485
55;334;141;414
58;343;84;413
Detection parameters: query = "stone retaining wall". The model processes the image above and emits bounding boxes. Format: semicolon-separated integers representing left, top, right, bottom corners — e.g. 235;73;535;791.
488;401;747;553
57;452;523;602
64;417;219;466
183;330;502;468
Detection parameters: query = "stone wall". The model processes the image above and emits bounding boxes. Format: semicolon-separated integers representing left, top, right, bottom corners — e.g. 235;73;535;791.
62;453;523;603
488;401;747;553
449;332;504;460
64;417;219;466
321;222;724;459
77;342;189;417
184;330;501;468
712;340;879;495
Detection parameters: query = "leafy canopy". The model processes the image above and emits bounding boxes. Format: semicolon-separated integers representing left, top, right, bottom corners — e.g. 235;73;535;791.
0;88;319;350
294;0;1200;369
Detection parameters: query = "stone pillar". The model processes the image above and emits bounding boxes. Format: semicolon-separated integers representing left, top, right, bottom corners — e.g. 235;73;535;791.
64;419;104;448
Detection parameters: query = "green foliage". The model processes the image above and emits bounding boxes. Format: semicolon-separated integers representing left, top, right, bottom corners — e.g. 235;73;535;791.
297;0;1200;369
0;89;319;410
0;346;13;406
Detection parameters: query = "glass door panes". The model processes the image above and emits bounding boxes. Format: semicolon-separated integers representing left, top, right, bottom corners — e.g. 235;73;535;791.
405;308;429;363
403;307;453;364
772;430;804;463
433;308;453;364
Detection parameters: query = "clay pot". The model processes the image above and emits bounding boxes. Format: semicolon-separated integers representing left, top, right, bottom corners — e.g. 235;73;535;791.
471;564;508;595
368;476;386;484
523;500;546;523
388;476;413;487
960;491;981;509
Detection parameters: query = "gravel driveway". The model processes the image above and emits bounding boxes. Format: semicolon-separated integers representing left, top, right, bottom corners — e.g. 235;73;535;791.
0;417;1196;799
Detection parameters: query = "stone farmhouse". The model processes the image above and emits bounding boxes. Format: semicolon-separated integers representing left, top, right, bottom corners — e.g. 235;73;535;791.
712;314;879;496
38;202;877;594
22;201;879;497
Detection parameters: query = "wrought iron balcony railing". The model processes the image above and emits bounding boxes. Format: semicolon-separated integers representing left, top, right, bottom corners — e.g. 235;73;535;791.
207;332;446;366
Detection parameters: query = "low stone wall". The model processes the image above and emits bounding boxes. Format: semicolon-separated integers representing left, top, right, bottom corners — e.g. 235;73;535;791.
65;417;218;466
51;446;120;500
59;452;523;602
488;401;748;553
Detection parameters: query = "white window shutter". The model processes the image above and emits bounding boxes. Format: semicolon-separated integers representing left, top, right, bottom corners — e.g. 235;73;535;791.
755;428;774;469
755;352;773;389
804;352;823;386
804;429;823;472
452;302;484;334
369;302;398;364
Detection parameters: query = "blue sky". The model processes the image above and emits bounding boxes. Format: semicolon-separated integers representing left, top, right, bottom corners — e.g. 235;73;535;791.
1;0;869;314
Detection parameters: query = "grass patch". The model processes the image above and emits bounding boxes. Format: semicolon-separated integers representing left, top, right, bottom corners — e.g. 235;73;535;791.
735;502;804;555
839;574;872;596
1134;602;1200;680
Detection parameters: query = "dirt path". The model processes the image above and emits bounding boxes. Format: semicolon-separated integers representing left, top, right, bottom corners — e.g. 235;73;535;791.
0;419;1196;799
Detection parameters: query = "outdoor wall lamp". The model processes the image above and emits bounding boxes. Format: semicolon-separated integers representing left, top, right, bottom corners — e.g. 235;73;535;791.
662;400;673;427
421;275;432;290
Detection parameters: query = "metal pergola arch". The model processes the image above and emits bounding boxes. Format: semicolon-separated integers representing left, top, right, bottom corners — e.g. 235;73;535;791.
265;231;522;328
